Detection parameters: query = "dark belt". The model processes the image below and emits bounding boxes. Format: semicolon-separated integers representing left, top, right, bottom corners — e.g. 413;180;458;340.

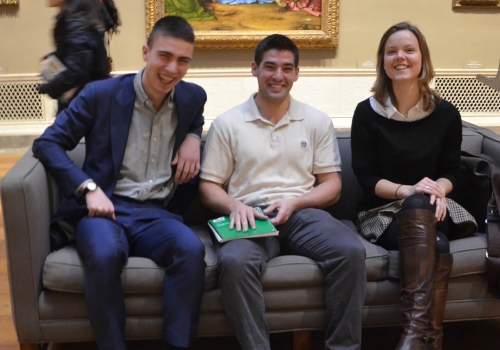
112;194;166;209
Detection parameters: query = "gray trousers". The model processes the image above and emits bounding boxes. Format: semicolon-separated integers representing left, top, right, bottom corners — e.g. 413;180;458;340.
217;208;366;350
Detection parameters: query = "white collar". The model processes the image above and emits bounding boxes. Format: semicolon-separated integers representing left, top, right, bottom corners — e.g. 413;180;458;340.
369;95;431;122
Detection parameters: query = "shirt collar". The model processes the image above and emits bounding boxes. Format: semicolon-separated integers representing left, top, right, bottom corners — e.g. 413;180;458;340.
133;68;175;109
243;93;304;123
369;95;431;122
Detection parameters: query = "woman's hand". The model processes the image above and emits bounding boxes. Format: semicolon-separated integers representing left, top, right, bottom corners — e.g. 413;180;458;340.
404;177;447;221
433;196;447;221
405;177;446;199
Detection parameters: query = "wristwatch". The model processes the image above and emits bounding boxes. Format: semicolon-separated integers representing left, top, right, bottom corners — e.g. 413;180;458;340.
81;181;98;196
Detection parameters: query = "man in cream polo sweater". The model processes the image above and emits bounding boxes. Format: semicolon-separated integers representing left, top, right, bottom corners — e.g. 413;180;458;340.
199;34;366;350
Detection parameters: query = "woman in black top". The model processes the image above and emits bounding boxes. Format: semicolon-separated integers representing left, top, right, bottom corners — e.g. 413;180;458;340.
38;0;120;114
351;22;476;350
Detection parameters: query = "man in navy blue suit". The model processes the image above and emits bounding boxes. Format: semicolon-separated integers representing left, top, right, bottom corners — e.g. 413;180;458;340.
33;16;206;350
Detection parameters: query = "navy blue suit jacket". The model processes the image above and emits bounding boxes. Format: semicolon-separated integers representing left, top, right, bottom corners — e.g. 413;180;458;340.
33;73;206;225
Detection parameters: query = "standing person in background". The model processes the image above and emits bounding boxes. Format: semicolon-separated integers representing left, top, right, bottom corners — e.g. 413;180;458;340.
38;0;115;115
351;22;477;350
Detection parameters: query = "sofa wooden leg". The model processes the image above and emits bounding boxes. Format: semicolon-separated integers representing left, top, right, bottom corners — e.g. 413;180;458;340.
293;330;311;350
19;343;43;350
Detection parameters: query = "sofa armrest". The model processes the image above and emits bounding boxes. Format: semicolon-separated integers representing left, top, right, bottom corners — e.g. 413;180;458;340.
479;130;500;165
462;121;500;164
1;150;53;343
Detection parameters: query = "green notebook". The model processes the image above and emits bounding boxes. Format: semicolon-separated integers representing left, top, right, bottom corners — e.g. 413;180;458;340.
208;207;279;243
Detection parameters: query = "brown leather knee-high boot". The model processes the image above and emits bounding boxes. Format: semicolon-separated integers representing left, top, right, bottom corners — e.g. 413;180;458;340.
395;209;437;350
426;253;453;350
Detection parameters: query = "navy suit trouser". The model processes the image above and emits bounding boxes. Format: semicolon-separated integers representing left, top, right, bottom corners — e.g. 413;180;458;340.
75;195;206;350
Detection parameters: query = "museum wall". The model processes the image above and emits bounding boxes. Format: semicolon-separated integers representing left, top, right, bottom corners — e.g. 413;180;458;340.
0;0;499;74
0;0;499;138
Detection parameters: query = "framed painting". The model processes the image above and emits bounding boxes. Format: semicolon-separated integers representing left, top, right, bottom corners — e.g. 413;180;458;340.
453;0;499;7
145;0;338;49
0;0;19;4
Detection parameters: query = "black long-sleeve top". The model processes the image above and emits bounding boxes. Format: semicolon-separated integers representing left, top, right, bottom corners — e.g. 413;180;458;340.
351;98;463;212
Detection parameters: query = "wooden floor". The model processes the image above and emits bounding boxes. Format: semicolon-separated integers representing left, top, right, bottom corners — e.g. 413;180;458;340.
2;153;500;350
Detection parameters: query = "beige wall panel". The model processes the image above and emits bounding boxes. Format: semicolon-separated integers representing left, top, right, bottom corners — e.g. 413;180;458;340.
337;0;500;69
0;3;54;74
1;0;500;73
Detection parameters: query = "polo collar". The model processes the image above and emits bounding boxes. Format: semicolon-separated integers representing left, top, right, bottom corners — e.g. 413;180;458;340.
244;93;305;123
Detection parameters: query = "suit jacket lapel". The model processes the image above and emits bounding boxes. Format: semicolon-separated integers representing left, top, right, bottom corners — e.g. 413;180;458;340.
111;75;135;180
173;83;190;156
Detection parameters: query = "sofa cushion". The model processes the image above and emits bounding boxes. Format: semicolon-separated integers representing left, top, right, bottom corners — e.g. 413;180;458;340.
358;234;389;281
342;220;389;281
386;234;488;279
260;220;390;285
449;233;487;277
261;255;324;288
43;225;218;293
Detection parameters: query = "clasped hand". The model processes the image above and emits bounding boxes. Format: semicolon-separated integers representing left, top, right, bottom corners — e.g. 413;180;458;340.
408;177;447;221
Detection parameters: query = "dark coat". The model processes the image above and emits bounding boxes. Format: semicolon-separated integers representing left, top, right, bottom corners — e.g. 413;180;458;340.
38;17;109;113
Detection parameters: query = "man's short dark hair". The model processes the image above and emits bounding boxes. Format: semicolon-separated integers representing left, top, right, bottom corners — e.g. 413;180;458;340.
147;16;195;47
254;34;299;68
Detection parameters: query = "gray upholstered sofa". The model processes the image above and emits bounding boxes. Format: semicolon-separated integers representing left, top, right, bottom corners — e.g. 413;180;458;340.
2;121;500;350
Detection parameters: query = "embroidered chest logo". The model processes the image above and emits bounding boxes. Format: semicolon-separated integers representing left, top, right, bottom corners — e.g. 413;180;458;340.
301;141;307;148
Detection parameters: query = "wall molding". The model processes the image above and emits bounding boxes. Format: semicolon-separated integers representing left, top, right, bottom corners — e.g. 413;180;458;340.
186;68;500;78
1;68;499;81
1;68;499;139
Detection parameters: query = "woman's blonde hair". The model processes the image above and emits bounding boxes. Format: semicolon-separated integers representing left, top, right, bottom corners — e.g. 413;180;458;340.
371;22;440;112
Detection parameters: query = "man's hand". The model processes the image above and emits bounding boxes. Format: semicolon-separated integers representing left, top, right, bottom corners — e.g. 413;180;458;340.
86;187;115;220
229;202;268;232
264;198;298;226
38;59;49;84
171;136;201;184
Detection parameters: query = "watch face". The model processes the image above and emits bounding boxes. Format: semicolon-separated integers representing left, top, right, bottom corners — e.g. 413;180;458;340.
87;182;97;191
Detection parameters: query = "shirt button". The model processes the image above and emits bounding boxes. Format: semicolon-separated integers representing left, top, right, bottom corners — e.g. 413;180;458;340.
151;159;155;163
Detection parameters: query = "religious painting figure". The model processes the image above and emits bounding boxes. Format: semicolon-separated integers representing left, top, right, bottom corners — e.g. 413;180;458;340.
165;0;215;20
216;0;274;4
286;0;321;16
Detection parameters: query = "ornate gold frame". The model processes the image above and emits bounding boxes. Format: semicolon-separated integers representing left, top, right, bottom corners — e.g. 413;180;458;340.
145;0;338;49
453;0;500;7
0;0;19;4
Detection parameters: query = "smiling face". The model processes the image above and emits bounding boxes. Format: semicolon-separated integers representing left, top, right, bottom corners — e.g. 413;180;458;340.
383;29;422;86
251;49;299;105
141;35;194;108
